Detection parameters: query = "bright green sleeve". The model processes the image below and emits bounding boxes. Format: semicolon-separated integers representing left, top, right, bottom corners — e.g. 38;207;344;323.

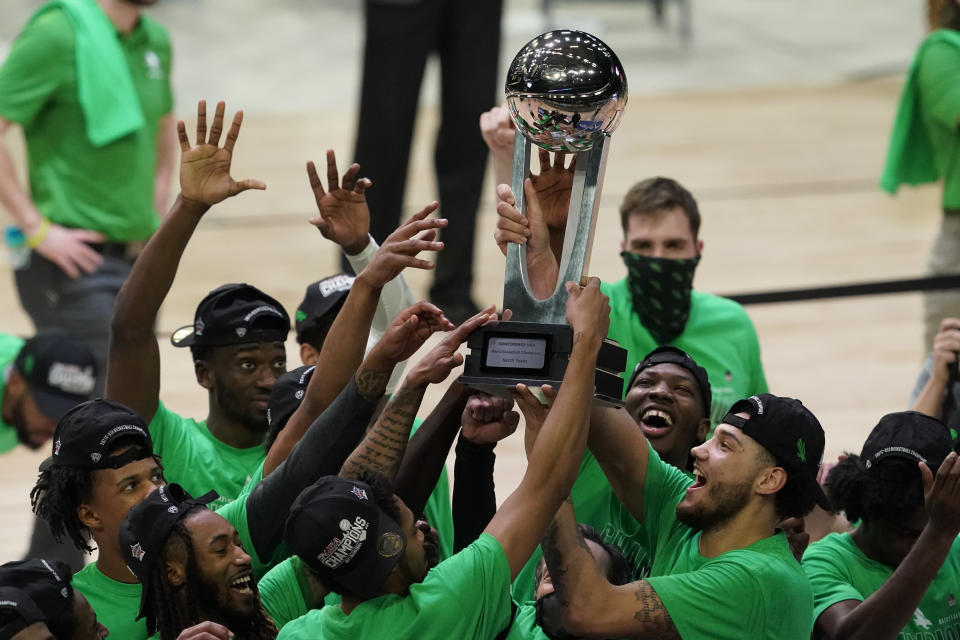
0;9;74;125
918;39;960;132
259;557;311;631
423;465;453;561
641;443;693;557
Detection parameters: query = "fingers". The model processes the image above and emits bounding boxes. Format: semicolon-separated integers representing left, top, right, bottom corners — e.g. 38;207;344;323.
447;304;498;343
233;178;267;193
208;101;225;145
390;215;447;242
223;110;243;154
404;201;441;224
921;461;935;496
537;147;550;173
70;229;107;243
501;308;513;322
196;100;207;145
355;177;372;195
343;163;360;192
306;161;326;201
522;178;544;222
176;621;234;640
325;149;339;192
512;383;545;421
496;183;517;207
177;120;190;152
494;207;530;246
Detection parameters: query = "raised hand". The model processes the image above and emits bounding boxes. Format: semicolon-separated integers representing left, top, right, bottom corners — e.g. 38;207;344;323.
369;301;455;366
177;100;265;206
405;305;498;388
461;393;520;445
565;277;610;348
513;383;557;457
358;202;446;289
530;148;575;230
494;180;558;300
923;452;960;536
480;105;516;166
176;621;234;640
306;150;373;255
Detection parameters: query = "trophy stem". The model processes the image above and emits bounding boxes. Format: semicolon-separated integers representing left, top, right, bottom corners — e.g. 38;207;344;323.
503;134;611;324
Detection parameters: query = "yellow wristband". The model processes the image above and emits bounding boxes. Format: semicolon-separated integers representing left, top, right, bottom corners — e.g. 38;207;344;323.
26;218;51;249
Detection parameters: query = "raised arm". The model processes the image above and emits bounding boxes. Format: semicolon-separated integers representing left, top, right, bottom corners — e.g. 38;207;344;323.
484;278;609;578
586;405;652;523
814;454;960;640
540;500;679;639
339;308;496;481
106;100;264;421
263;199;449;476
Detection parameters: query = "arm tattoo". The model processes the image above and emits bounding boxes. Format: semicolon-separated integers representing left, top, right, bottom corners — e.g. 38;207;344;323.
632;582;680;640
541;519;572;608
342;383;425;479
354;366;391;401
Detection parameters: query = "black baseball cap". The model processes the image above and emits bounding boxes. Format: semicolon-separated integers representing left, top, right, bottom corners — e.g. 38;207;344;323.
14;332;96;421
294;274;354;342
858;411;952;473
119;484;218;622
722;394;830;510
627;346;712;416
0;559;72;640
284;476;406;600
267;365;315;436
171;283;290;349
44;399;153;470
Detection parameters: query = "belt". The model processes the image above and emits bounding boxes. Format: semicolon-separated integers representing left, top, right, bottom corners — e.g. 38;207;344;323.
87;242;144;260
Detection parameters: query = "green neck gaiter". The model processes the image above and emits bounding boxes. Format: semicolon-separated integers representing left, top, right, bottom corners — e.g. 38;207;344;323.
620;252;700;344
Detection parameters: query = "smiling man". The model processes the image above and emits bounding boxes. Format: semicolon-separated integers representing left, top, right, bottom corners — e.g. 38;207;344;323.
512;346;712;600
535;393;828;639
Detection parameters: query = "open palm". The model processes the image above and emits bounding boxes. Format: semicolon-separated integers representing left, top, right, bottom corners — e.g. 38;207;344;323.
178;100;265;206
307;150;372;254
530;148;575;230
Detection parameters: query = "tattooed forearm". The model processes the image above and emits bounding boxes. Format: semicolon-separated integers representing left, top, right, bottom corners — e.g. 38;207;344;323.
355;366;392;401
340;383;426;479
541;518;572;608
632;582;680;639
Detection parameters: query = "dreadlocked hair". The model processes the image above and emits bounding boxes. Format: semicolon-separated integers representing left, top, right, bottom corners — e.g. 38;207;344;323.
579;524;632;586
148;506;277;640
825;454;925;525
30;463;96;552
30;436;159;553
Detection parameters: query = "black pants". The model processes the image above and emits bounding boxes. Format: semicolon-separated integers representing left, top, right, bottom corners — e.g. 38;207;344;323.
352;0;503;302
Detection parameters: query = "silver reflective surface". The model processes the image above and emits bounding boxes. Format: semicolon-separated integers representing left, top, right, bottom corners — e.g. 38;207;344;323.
505;30;628;152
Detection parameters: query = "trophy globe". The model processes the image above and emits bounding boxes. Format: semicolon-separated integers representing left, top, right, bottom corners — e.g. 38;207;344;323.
505;30;628;152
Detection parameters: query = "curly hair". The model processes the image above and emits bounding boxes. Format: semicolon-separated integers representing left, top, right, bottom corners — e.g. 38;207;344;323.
535;524;633;589
825;454;924;524
755;447;818;520
147;507;277;640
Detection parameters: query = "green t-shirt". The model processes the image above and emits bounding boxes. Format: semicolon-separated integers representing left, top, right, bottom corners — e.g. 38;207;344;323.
0;5;171;241
259;556;344;631
72;562;145;640
642;443;813;639
74;493;264;640
602;279;768;425
410;417;453;562
149;402;266;510
0;334;26;454
803;531;960;637
276;533;512;640
505;601;548;640
917;33;960;208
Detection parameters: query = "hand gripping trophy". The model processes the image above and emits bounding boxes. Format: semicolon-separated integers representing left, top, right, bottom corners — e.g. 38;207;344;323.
461;30;629;405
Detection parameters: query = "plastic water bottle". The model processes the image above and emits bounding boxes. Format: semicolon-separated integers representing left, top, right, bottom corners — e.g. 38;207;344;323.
5;226;30;270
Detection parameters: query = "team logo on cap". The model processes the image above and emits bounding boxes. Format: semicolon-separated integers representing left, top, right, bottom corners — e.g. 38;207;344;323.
130;543;146;562
748;395;764;415
195;320;205;336
377;532;404;558
48;363;95;395
90;453;102;463
295;390;305;400
350;486;368;500
168;506;179;514
318;517;369;569
796;438;806;463
54;439;61;455
236;327;247;337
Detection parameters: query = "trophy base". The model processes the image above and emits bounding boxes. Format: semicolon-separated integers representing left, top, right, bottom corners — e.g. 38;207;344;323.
458;321;627;407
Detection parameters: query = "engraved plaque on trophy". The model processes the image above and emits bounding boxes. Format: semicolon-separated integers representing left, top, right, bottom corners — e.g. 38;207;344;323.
460;30;629;405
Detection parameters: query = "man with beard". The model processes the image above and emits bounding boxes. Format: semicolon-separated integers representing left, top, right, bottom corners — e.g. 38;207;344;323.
512;346;711;600
105;100;447;507
482;112;767;423
535;393;828;639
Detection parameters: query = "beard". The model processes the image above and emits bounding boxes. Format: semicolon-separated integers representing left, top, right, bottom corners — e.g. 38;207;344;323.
675;478;752;531
214;383;268;436
193;567;264;637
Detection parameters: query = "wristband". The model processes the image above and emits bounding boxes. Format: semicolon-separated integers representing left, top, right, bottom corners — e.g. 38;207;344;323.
25;218;51;249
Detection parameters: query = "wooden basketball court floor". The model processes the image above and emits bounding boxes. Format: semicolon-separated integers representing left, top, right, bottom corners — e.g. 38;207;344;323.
0;76;942;560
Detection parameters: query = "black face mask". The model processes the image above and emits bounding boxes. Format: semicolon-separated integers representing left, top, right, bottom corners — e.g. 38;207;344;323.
621;252;701;344
535;593;580;640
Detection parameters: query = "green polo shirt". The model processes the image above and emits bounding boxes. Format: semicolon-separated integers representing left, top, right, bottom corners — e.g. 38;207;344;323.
0;334;27;453
0;4;172;241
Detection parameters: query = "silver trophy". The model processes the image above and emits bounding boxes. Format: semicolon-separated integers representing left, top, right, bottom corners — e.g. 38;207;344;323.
461;30;628;404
